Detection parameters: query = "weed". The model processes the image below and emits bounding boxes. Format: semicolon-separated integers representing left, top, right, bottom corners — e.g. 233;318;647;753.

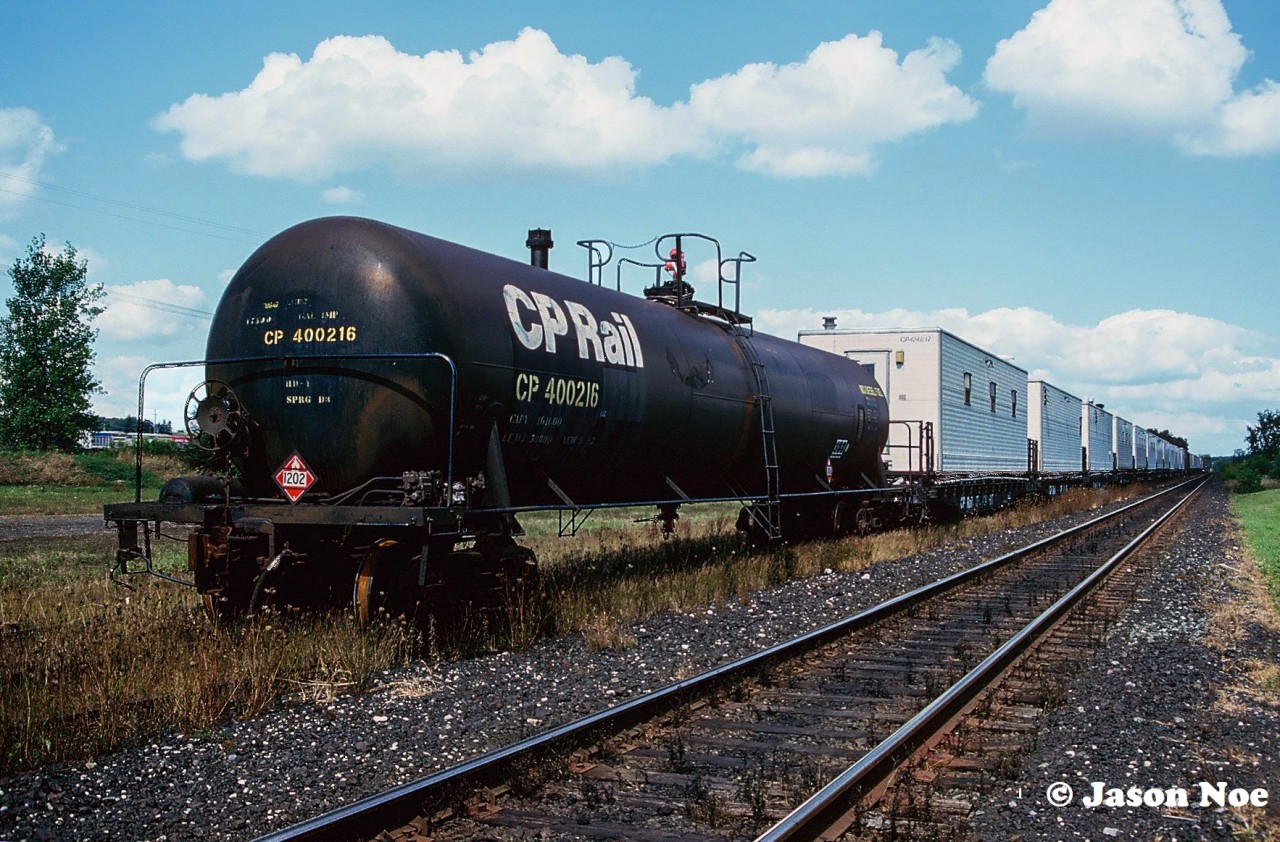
739;761;771;824
665;730;689;772
581;613;636;652
682;773;725;825
0;535;419;775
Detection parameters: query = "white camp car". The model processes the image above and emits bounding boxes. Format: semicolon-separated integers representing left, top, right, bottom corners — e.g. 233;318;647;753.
798;325;1029;474
1028;380;1083;473
1083;401;1114;472
1113;416;1135;471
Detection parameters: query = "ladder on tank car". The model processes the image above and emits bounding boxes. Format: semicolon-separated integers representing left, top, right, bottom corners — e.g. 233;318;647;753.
729;326;782;540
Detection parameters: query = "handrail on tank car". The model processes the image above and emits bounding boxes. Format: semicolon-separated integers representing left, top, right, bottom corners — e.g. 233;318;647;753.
577;233;755;324
616;257;666;293
128;352;458;505
575;239;613;286
654;232;720;311
718;250;756;325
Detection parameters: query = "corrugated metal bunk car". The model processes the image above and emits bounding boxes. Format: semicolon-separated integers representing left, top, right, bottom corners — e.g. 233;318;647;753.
1113;416;1135;471
1028;380;1083;474
798;325;1033;514
1083;400;1114;474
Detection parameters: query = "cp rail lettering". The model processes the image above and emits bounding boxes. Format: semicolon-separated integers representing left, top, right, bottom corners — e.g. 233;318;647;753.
516;372;601;408
503;283;644;369
263;325;358;345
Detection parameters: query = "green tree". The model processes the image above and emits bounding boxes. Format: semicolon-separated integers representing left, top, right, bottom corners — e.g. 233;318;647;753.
1246;409;1280;457
0;235;104;450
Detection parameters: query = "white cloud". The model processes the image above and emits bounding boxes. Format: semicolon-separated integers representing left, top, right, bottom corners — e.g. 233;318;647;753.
155;28;976;181
690;33;979;176
155;29;699;181
1178;80;1280;156
99;279;210;342
95;355;192;426
322;185;364;205
985;0;1280;156
0;107;62;217
758;304;1280;454
71;243;107;275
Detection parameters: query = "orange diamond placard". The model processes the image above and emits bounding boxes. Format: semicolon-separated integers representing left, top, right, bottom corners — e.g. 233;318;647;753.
274;452;316;503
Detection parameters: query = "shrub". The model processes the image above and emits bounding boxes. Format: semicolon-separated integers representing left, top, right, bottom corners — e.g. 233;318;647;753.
74;450;152;485
0;446;185;488
1234;469;1265;495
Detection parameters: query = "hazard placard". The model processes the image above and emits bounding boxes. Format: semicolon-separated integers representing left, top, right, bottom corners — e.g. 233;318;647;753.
274;452;316;503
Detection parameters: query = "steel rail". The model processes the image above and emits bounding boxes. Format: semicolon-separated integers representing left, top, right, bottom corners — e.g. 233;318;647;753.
253;476;1202;842
755;475;1207;842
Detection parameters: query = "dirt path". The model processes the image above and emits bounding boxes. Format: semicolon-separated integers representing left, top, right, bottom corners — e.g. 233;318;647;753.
0;514;114;541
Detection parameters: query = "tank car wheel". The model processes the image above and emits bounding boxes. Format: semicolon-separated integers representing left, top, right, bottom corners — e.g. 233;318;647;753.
855;507;875;535
449;537;544;641
354;539;424;626
832;501;851;536
832;500;876;537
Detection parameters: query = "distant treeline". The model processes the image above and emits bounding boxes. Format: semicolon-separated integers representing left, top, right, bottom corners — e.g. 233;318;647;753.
1146;427;1188;450
95;416;174;435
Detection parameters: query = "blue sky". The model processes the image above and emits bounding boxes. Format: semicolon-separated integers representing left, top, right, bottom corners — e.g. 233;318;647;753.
1;0;1277;455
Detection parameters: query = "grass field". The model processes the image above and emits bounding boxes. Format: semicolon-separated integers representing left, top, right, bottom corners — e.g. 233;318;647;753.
0;484;162;516
0;447;180;516
0;483;1151;776
1231;487;1280;609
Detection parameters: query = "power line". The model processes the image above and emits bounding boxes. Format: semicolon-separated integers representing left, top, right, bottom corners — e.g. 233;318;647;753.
0;186;263;246
105;288;214;320
0;174;268;245
1;173;267;236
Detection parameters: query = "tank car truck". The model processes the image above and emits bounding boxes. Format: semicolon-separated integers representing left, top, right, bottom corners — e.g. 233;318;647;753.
105;217;892;620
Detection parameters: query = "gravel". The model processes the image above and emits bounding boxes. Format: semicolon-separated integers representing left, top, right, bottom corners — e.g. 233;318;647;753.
2;480;1272;840
969;479;1280;840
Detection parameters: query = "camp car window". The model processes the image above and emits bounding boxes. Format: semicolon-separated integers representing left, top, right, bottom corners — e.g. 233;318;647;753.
963;373;972;406
989;381;997;413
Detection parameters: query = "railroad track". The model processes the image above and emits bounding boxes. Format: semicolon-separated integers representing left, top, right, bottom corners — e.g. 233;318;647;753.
257;477;1206;842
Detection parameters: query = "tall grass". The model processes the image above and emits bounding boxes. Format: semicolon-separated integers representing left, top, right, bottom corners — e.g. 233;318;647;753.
0;484;1146;774
0;535;418;774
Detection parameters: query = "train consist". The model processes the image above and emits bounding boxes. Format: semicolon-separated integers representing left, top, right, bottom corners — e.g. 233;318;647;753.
105;217;1199;619
797;326;1204;515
